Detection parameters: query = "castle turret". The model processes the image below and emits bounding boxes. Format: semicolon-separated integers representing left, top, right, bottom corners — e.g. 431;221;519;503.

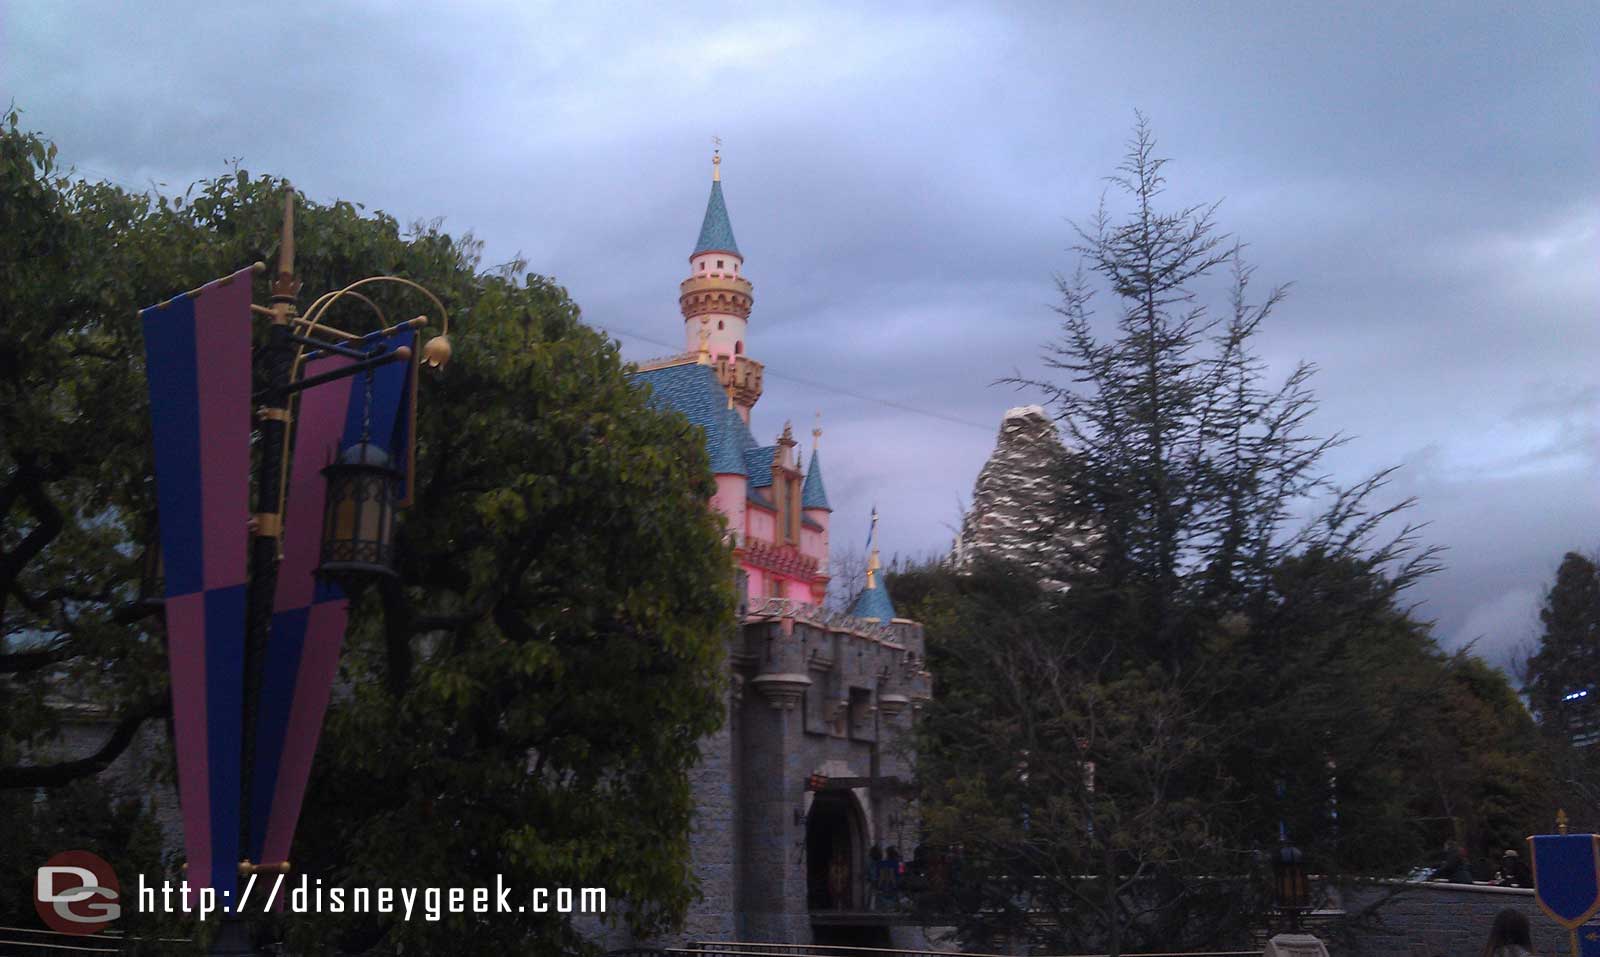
850;509;898;623
681;150;763;421
800;418;832;601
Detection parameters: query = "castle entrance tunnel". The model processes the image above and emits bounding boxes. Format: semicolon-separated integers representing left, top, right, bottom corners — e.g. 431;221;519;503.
805;791;865;911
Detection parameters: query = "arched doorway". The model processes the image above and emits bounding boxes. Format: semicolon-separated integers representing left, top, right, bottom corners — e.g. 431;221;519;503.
805;791;863;911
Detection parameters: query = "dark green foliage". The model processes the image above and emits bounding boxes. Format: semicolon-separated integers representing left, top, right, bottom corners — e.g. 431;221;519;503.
909;118;1547;954
1525;552;1600;741
1524;551;1600;831
1;109;734;953
0;780;177;943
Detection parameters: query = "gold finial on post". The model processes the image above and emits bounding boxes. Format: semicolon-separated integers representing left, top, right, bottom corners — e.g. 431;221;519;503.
269;186;301;318
712;135;722;182
865;506;881;589
422;333;452;370
1558;809;1570;834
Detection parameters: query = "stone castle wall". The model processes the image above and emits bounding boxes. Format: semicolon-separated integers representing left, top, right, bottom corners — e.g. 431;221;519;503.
43;597;928;952
1333;881;1572;957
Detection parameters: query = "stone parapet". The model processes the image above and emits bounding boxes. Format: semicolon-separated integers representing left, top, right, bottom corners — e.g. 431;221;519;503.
1332;880;1572;957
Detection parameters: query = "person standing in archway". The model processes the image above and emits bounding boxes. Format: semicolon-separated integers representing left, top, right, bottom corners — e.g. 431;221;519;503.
828;845;851;910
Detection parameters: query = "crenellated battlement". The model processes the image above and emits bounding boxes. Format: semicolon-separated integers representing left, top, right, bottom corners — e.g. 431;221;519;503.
713;354;763;410
740;599;931;716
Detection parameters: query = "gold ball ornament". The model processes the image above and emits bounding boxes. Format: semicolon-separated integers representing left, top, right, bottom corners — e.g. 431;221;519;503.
421;335;452;369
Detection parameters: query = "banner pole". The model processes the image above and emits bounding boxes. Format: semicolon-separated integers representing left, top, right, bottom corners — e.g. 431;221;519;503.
213;187;299;957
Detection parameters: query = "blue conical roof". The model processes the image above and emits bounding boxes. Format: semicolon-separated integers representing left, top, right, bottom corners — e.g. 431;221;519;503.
850;579;897;622
693;180;740;257
801;449;831;511
708;403;750;475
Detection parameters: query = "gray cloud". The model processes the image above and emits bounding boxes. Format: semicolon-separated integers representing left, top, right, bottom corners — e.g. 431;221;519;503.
6;0;1594;670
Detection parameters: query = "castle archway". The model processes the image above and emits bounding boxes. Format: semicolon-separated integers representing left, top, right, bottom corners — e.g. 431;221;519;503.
805;790;865;911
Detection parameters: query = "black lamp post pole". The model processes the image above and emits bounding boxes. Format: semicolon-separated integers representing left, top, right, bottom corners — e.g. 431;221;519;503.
209;192;300;957
245;194;302;853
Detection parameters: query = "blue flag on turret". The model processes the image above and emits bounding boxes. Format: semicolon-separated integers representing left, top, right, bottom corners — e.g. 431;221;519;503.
1530;834;1600;929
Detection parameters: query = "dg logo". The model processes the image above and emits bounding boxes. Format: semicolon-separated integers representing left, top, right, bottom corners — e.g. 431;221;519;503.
35;850;121;935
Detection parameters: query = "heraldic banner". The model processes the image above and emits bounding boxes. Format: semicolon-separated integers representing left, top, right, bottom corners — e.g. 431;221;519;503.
1530;833;1600;930
139;266;257;899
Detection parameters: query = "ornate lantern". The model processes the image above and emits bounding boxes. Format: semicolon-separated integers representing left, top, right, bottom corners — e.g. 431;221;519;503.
1273;844;1310;923
317;441;402;581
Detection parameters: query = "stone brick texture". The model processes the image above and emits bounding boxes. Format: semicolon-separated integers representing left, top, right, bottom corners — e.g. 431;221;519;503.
1334;882;1573;957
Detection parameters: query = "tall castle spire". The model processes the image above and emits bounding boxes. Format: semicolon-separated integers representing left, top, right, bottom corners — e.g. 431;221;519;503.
694;151;739;257
681;147;762;420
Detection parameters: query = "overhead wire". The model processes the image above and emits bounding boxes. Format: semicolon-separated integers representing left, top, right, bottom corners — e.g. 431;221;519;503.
54;165;1001;436
589;320;998;434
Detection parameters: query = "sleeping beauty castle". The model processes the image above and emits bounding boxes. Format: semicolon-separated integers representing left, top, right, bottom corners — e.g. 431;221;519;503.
620;153;934;947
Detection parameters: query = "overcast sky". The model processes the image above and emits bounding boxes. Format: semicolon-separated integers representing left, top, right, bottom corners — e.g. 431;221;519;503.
6;1;1595;669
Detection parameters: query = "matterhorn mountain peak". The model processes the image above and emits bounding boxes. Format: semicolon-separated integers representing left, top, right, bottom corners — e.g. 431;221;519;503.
953;407;1091;588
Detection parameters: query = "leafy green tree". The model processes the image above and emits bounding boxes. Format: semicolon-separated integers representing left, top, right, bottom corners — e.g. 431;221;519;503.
1427;656;1552;861
902;561;1260;955
0;781;173;937
1;110;173;791
0;110;735;953
1226;552;1551;877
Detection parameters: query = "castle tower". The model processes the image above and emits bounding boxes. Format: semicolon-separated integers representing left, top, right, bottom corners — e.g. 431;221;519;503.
850;507;898;622
622;154;931;951
681;150;764;421
800;416;832;599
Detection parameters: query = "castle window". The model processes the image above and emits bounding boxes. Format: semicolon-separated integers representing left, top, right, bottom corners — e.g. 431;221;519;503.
735;340;743;355
717;259;725;268
718;320;725;330
699;260;705;270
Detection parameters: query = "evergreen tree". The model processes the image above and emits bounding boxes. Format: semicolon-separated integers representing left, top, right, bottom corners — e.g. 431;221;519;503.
1525;552;1600;741
910;118;1491;954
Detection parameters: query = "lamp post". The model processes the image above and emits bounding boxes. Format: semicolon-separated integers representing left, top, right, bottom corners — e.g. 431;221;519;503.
1272;844;1310;932
190;189;452;956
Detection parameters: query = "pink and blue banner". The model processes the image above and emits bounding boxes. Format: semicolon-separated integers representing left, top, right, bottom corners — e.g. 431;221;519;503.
139;266;257;900
1530;833;1600;929
248;330;415;869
